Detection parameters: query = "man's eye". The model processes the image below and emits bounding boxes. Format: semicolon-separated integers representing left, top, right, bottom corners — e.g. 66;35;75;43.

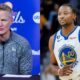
64;13;68;15
1;19;8;21
58;13;61;15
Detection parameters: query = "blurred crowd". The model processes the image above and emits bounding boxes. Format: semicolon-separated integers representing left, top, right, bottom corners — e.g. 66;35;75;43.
40;0;80;80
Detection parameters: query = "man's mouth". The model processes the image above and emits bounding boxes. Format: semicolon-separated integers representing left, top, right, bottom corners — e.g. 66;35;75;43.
59;20;65;23
0;28;4;31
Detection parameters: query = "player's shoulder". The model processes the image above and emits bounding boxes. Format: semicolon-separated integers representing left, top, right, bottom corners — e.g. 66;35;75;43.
75;25;80;29
49;30;60;41
49;35;54;45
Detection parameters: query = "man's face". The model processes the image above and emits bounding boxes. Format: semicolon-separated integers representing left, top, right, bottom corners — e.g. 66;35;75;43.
58;6;76;27
0;10;12;35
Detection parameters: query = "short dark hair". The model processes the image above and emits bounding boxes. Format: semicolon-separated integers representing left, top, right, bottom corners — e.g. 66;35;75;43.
60;4;77;15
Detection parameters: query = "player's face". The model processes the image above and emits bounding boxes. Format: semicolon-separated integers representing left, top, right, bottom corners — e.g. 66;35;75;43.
0;10;13;35
58;6;76;27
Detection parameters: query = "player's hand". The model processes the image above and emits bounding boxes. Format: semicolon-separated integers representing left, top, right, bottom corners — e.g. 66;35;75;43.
58;65;73;76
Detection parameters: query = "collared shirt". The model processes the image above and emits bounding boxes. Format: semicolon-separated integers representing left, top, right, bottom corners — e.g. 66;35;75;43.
0;31;32;75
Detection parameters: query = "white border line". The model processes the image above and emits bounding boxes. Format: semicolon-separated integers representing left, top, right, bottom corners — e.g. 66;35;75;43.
3;74;32;78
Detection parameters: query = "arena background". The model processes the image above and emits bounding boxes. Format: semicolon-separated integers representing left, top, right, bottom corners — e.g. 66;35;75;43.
0;0;40;76
41;0;80;80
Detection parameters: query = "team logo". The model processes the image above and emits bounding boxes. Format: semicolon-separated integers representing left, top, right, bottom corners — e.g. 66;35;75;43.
57;35;60;39
59;45;77;66
11;27;17;31
69;37;77;40
33;12;40;24
13;11;25;23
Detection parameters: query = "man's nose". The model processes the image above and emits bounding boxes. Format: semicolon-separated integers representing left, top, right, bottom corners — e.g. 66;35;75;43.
0;21;3;26
59;14;65;20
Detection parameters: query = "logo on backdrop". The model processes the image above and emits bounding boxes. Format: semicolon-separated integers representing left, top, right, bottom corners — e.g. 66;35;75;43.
11;27;17;31
11;11;25;31
33;12;40;24
13;11;25;24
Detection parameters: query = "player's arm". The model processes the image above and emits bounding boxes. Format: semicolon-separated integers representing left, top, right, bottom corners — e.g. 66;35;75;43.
45;35;73;76
48;35;60;76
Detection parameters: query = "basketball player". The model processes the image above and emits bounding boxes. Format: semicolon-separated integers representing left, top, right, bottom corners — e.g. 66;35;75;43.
46;4;80;80
0;2;32;75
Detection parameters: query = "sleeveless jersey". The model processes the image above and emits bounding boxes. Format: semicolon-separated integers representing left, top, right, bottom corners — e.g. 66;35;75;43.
53;26;80;80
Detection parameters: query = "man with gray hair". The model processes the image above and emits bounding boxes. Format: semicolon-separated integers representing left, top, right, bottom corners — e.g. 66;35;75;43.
0;2;32;75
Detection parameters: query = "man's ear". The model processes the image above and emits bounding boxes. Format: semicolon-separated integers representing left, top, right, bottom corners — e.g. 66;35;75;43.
73;14;76;21
10;17;13;24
